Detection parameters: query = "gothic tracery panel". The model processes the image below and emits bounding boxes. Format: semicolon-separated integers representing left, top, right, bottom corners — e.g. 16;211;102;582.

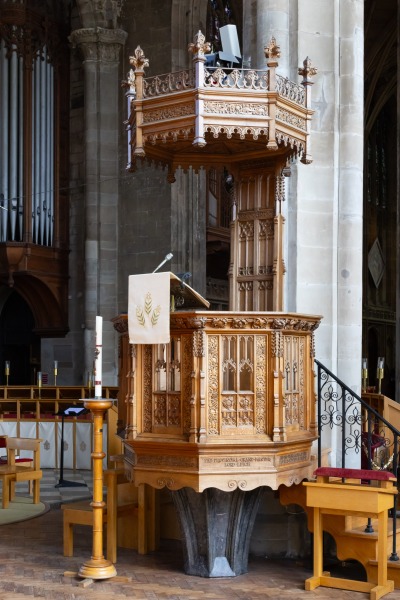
283;335;305;431
208;332;269;436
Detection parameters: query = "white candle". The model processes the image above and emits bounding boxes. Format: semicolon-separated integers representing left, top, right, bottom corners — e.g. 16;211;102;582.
37;371;42;387
95;315;103;398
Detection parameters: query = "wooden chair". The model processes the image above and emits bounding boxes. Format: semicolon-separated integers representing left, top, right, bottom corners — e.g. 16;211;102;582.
0;434;35;492
0;437;42;508
0;435;7;463
61;467;156;563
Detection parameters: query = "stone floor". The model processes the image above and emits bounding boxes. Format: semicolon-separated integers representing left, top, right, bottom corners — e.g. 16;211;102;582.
2;470;399;599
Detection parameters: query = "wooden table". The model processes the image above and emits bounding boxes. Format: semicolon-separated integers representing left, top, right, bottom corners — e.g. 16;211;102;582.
304;467;397;600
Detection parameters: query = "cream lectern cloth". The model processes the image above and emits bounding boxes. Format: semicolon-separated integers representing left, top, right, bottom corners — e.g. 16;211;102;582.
128;272;170;344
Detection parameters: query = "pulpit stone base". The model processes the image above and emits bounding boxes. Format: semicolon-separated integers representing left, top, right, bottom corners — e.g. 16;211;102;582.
171;486;264;577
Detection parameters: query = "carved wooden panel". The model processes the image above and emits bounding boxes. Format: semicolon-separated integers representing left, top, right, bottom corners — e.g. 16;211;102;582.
140;336;193;438
207;332;270;438
284;334;305;433
231;170;277;311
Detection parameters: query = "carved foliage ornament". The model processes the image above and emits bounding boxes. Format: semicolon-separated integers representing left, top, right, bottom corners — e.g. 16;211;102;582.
298;56;318;83
129;45;149;71
276;108;306;131
143;103;195;124
193;330;206;357
188;30;211;57
203;101;268;117
264;37;281;62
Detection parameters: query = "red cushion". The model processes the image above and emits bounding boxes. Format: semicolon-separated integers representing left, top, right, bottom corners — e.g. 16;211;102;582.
315;467;396;482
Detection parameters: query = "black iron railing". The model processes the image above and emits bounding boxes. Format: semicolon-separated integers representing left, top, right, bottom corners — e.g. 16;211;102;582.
315;359;400;561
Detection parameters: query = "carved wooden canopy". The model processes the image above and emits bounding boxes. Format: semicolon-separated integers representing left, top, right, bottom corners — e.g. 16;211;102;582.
124;31;317;182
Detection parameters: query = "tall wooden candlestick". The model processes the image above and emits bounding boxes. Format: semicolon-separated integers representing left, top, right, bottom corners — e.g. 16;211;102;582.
78;398;116;580
79;315;116;580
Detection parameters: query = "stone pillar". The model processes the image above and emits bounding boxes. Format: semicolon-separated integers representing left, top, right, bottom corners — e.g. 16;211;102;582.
172;486;264;577
297;2;363;466
69;27;127;385
243;0;290;71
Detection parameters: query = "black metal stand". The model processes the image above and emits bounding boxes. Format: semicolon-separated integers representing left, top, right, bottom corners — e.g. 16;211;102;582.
55;407;89;488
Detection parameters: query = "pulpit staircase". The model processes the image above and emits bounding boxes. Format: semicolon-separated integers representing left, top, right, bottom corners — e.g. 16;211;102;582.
280;359;400;589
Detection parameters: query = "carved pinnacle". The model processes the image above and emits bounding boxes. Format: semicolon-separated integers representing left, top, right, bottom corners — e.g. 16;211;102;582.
188;30;211;56
121;68;136;90
264;37;281;62
129;46;149;71
298;56;318;83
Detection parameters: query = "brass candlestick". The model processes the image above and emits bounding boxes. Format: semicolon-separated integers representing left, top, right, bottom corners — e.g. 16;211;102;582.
376;357;384;395
4;361;10;386
361;358;368;392
78;398;116;580
37;371;42;399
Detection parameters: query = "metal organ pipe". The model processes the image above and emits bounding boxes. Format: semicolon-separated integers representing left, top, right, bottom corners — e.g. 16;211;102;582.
0;40;9;241
18;54;23;241
1;41;55;247
40;49;46;245
46;59;54;246
33;53;40;244
9;46;18;241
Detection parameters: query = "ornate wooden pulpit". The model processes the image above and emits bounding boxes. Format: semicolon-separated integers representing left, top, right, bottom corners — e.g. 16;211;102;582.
116;31;319;576
113;296;321;576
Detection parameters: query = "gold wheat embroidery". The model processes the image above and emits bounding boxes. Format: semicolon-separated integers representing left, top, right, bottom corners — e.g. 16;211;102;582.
144;292;152;314
136;292;162;328
151;305;161;325
136;306;145;326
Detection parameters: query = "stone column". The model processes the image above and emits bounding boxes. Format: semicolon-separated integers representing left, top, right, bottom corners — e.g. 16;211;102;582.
243;0;290;71
172;486;264;577
295;2;364;466
69;27;127;385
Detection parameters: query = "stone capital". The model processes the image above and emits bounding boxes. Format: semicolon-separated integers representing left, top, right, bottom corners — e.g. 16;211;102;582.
69;27;127;62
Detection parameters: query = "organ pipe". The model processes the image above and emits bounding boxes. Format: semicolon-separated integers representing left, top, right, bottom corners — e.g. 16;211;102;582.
10;46;18;240
0;40;9;241
18;54;23;240
0;39;55;247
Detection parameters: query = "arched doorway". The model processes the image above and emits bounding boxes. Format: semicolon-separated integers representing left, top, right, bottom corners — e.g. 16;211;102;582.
0;290;40;385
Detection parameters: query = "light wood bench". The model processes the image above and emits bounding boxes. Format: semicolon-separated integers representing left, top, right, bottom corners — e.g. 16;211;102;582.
304;467;398;600
61;468;141;563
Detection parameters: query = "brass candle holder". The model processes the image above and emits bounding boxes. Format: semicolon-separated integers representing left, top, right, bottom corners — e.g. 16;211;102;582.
78;398;116;580
37;371;42;399
376;357;384;395
361;358;368;392
4;361;10;386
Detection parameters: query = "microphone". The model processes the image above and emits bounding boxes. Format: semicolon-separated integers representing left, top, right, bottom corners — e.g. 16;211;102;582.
153;252;173;273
